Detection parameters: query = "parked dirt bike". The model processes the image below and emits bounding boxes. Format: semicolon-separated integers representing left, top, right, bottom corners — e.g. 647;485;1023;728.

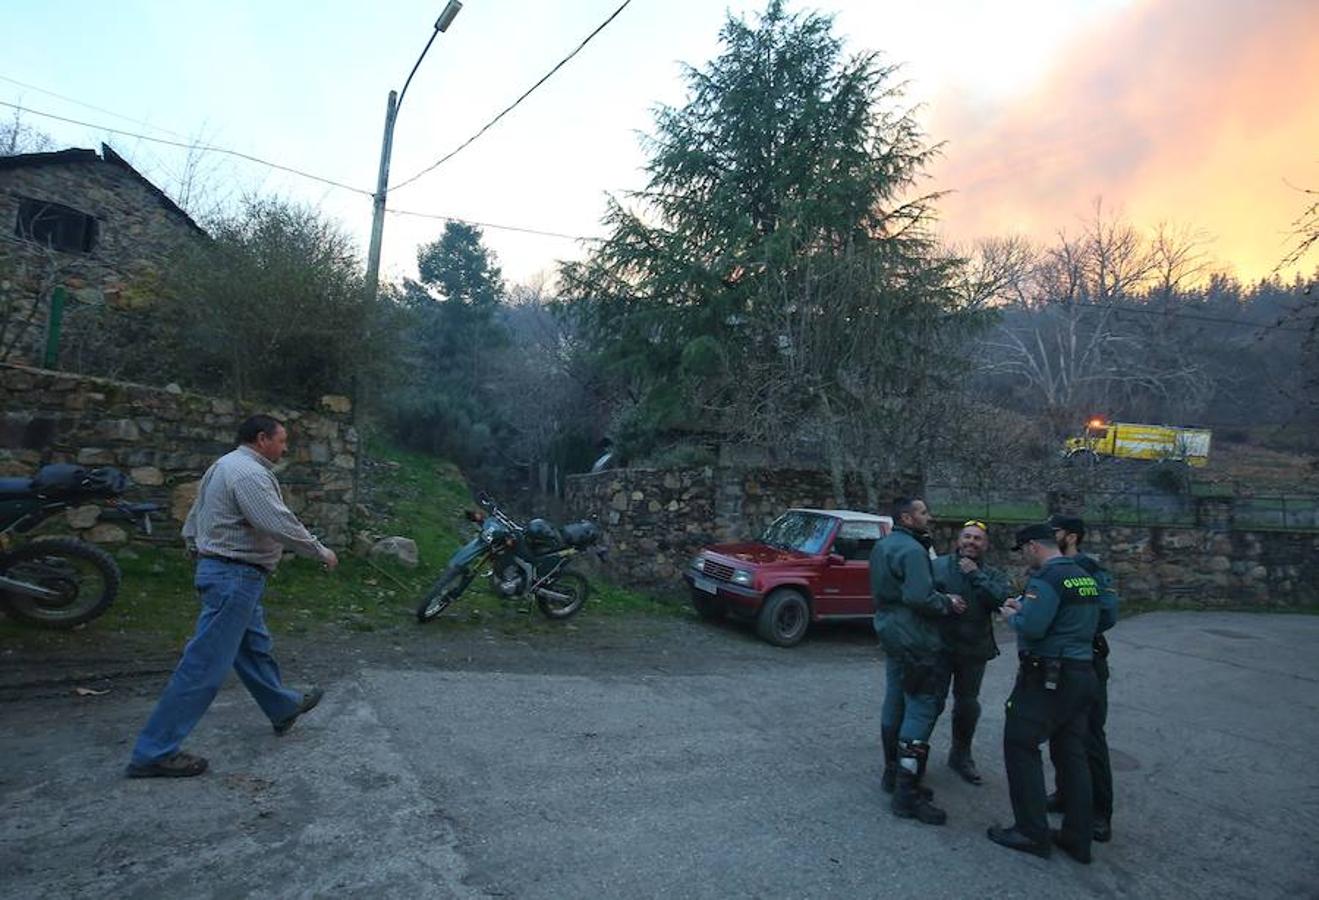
416;492;604;624
0;464;160;629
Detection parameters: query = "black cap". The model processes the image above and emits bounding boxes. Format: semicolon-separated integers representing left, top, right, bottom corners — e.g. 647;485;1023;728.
1013;523;1056;550
1047;514;1086;538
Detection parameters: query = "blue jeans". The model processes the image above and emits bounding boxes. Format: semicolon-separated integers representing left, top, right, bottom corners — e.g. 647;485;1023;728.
129;558;302;766
881;655;950;743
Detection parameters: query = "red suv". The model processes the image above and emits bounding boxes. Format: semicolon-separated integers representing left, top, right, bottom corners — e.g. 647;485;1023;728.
683;508;893;647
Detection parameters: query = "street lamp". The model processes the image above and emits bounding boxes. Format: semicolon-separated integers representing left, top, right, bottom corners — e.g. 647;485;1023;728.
362;0;463;303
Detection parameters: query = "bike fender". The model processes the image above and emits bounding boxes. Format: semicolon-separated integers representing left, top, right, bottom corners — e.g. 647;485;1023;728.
447;538;487;568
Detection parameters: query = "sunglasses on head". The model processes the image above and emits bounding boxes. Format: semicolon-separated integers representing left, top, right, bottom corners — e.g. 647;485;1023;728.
962;520;988;532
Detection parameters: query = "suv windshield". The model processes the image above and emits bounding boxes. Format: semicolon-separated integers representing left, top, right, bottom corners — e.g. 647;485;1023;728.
759;511;834;554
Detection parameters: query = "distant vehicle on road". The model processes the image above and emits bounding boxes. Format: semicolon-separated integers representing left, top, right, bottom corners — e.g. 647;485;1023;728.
683;508;892;647
1064;418;1212;467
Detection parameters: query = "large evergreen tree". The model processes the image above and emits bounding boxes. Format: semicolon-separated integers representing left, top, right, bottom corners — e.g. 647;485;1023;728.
559;0;984;494
387;222;510;468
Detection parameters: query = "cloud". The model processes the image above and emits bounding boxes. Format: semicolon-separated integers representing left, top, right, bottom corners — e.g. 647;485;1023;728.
928;0;1319;280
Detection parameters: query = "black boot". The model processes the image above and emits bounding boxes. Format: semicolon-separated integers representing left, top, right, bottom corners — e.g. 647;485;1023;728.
881;727;933;798
881;725;899;794
948;704;983;785
891;741;946;825
947;741;983;785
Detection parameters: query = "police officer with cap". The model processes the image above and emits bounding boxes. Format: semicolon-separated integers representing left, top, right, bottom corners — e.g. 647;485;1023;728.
1047;514;1120;843
987;522;1105;863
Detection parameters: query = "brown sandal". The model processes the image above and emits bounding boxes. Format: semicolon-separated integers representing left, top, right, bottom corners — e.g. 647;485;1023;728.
125;751;209;778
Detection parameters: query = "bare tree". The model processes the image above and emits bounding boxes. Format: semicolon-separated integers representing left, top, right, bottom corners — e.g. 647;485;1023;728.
0;234;64;364
0;107;53;157
981;205;1210;428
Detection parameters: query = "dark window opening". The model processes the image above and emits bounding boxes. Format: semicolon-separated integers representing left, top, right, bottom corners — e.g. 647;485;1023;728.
14;198;98;253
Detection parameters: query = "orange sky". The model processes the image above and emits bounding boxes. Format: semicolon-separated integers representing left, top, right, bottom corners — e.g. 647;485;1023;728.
929;0;1319;282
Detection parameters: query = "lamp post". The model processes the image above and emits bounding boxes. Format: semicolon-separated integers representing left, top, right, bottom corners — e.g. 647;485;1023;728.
362;0;463;304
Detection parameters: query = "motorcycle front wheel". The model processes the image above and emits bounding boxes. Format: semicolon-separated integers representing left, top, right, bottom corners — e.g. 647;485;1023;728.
0;538;122;629
535;571;588;620
416;566;471;623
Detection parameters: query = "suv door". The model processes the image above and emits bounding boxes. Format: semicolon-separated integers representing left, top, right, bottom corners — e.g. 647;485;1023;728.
819;521;884;617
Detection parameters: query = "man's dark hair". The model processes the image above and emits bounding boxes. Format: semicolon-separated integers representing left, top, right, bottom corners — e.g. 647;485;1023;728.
891;497;922;523
237;414;284;445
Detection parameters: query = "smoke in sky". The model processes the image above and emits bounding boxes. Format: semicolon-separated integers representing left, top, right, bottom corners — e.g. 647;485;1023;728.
928;0;1319;281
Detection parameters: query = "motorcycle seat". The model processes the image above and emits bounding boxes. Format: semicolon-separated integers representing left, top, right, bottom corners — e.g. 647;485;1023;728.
0;477;35;500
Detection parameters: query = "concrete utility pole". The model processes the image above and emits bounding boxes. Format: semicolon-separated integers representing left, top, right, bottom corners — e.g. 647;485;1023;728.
354;1;462;500
362;0;463;306
362;90;398;301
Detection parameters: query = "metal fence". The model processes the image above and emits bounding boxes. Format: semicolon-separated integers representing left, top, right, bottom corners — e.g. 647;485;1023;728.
925;485;1319;532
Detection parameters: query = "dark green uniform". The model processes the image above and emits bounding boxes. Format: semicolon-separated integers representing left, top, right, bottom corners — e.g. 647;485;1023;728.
871;527;957;823
933;554;1012;779
1068;553;1118;830
1004;555;1102;852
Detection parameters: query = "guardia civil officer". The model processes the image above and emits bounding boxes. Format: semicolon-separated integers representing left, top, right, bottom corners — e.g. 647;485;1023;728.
1046;514;1120;843
987;522;1111;864
871;497;967;825
933;521;1013;785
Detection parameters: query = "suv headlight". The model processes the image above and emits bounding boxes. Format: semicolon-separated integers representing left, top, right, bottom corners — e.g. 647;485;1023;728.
690;553;707;572
731;568;753;586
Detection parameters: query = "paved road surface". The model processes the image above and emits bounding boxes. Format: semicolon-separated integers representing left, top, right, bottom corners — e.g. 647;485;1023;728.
2;611;1317;898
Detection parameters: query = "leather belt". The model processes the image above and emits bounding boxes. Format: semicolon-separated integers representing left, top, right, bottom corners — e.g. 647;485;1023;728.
198;553;271;575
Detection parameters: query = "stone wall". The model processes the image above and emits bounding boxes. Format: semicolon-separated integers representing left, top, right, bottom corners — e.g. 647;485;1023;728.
567;466;1319;606
0;146;203;365
566;466;868;587
927;521;1319;608
0;364;356;548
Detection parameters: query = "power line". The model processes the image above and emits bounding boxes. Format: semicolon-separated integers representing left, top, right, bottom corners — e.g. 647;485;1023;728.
0;73;193;141
389;0;635;193
0;99;373;197
386;207;601;242
1;90;603;243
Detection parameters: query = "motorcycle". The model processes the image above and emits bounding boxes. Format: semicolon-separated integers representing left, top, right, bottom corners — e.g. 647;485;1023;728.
0;463;160;629
416;491;604;624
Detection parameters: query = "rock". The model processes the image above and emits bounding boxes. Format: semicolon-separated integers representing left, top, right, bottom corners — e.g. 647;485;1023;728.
65;504;101;529
100;419;141;442
85;523;128;544
370;536;418;568
171;480;201;522
76;447;115;466
309;442;331;464
331;453;355;470
321;395;352;414
164;383;183;394
130;466;165;486
610;492;629;512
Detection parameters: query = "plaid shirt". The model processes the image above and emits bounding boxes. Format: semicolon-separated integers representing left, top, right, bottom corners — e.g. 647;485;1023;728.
182;445;326;572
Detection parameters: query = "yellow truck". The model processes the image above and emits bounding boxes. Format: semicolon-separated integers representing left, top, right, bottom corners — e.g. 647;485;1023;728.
1064;419;1212;467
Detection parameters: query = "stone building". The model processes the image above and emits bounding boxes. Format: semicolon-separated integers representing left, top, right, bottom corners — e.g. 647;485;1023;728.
0;143;204;366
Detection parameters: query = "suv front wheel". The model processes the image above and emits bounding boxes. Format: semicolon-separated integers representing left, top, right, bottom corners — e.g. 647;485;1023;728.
756;588;810;647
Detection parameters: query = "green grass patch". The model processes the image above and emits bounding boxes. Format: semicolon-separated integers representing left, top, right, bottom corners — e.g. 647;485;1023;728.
934;501;1048;523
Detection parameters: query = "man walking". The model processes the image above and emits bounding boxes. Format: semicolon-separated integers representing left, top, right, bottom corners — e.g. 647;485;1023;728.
1047;514;1120;842
125;414;339;778
933;521;1012;785
988;523;1111;863
871;497;966;825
